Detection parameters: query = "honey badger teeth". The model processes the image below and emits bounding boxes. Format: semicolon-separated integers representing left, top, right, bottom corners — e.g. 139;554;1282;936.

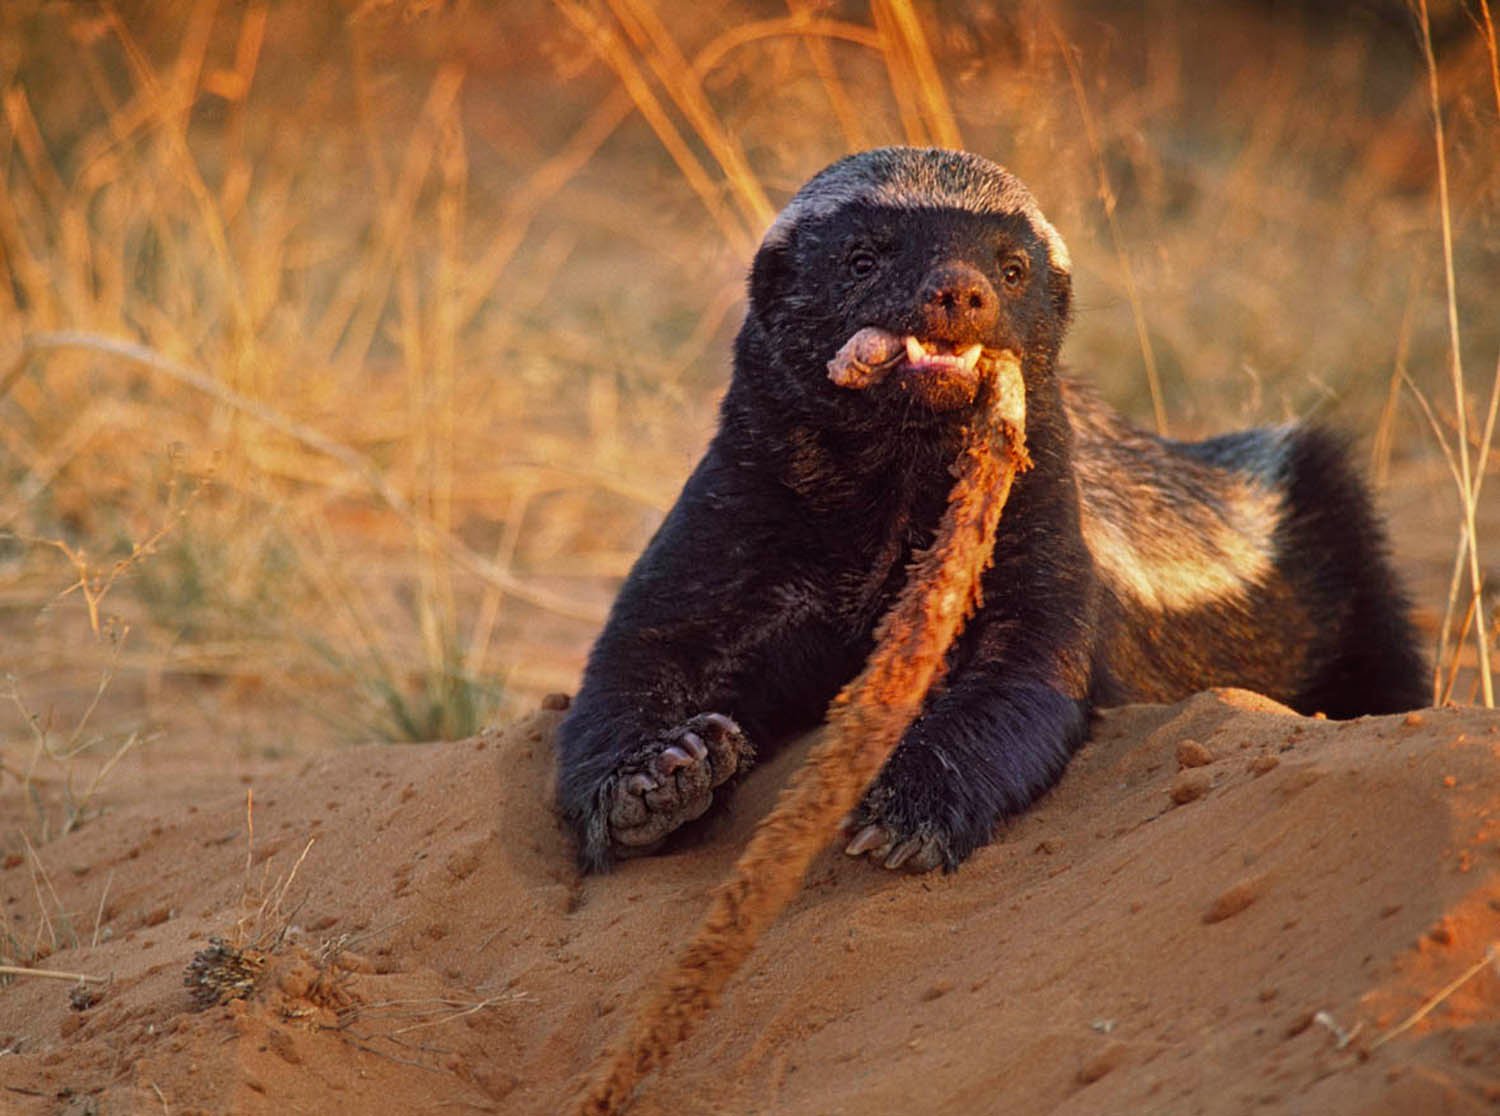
826;325;985;391
902;336;984;378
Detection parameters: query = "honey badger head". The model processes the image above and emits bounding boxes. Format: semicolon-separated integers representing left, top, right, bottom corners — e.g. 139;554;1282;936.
740;147;1072;420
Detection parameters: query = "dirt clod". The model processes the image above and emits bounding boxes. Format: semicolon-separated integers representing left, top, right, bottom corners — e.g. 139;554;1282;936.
1248;754;1280;776
1286;1011;1317;1038
1176;739;1214;768
1077;1041;1128;1084
1170;770;1213;804
1204;878;1266;924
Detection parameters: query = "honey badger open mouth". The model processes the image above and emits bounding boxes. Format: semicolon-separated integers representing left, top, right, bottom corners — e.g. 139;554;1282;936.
827;326;989;410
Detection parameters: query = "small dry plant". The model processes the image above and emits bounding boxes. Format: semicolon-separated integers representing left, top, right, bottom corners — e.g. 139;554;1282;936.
184;787;316;1008
3;471;200;842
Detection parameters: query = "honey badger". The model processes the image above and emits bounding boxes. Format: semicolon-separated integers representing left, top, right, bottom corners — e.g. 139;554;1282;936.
556;147;1427;874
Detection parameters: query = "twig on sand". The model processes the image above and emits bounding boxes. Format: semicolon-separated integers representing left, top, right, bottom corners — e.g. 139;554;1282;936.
91;870;114;949
0;964;108;984
1370;942;1499;1051
1313;1010;1363;1051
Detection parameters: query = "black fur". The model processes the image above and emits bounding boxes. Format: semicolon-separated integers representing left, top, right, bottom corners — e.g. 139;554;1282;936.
555;149;1427;874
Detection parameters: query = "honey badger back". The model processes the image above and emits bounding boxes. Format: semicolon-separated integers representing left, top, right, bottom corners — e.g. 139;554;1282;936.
1064;377;1426;718
555;147;1427;875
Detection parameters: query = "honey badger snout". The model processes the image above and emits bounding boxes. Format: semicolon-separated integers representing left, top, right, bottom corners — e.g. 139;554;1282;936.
918;260;998;342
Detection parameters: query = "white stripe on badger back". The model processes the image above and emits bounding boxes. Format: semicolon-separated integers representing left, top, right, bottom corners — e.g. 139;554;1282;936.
763;147;1071;274
1077;482;1283;613
1062;377;1292;614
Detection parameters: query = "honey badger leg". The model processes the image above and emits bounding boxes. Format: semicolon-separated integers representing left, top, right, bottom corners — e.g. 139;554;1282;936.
845;656;1090;873
556;453;854;872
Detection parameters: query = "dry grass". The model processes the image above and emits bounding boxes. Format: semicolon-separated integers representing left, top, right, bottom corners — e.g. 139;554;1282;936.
0;0;1496;828
180;788;318;1010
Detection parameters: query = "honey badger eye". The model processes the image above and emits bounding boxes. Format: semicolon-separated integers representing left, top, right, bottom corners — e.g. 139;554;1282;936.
1000;256;1028;289
847;249;879;278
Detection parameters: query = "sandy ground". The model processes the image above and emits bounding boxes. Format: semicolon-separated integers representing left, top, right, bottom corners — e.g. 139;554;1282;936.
2;684;1497;1115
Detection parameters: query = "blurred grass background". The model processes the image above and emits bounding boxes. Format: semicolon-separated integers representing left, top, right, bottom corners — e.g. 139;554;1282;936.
0;0;1496;817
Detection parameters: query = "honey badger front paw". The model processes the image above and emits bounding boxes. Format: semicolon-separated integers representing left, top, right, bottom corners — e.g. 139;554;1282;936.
843;785;957;874
604;714;752;854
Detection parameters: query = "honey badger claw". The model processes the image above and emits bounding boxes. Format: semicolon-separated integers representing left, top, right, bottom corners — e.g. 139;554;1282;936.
883;835;941;872
603;714;751;854
843;823;888;857
844;804;950;873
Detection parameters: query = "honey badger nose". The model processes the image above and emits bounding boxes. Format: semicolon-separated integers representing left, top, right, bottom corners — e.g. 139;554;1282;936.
918;261;998;341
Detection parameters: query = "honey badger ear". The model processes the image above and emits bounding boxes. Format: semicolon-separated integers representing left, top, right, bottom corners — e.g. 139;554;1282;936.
749;235;793;312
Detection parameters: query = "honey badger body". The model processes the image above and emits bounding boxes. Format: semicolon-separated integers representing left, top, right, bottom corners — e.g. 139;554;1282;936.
556;148;1427;874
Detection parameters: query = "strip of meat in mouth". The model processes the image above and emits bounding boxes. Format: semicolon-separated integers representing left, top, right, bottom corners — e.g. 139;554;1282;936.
827;325;984;390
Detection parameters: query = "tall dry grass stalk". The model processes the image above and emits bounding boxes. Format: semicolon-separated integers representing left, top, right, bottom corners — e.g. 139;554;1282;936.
1052;20;1169;437
1413;0;1494;706
872;0;963;148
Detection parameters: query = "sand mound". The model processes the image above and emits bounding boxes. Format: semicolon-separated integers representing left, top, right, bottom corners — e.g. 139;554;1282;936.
2;691;1497;1114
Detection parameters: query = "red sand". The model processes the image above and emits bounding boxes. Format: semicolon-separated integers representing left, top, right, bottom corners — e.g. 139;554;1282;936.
2;688;1497;1114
